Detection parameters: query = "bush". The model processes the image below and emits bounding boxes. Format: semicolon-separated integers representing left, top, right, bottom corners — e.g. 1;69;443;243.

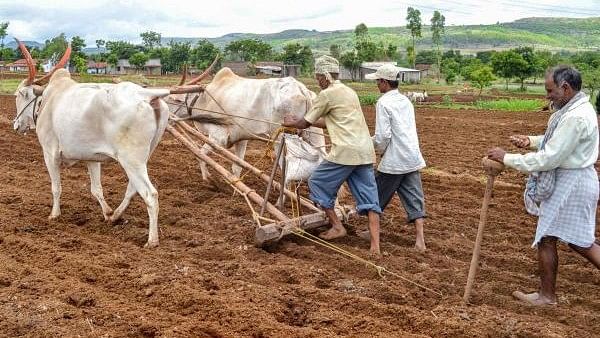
442;95;453;106
358;93;380;105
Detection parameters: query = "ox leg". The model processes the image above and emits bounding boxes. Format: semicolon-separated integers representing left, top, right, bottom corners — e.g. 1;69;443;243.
109;181;136;223
231;140;248;177
120;161;160;248
43;151;62;219
86;162;113;221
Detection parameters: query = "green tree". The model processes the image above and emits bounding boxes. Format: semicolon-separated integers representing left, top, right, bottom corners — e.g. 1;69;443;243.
72;54;87;74
513;46;538;90
0;22;9;48
476;50;495;64
71;35;87;61
106;40;138;59
491;50;528;89
340;51;361;81
415;50;437;64
354;23;368;41
190;39;220;71
280;43;313;74
42;33;68;61
470;65;495;96
225;39;272;62
406;7;422;68
140;31;162;49
164;41;192;73
430;10;445;83
329;44;341;59
442;58;459;84
578;64;600;99
385;43;397;60
129;52;149;73
106;53;118;69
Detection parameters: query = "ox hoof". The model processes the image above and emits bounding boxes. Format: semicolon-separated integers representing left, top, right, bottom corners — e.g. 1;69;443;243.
144;241;159;249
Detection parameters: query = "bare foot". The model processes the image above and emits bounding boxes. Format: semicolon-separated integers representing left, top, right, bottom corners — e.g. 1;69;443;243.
415;240;426;252
512;291;557;306
369;246;381;256
319;226;347;240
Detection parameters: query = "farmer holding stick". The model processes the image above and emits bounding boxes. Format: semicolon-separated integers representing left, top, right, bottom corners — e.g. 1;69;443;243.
487;65;600;306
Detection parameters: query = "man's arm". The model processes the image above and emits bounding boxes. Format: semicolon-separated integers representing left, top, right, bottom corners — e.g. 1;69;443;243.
283;90;329;129
372;101;392;154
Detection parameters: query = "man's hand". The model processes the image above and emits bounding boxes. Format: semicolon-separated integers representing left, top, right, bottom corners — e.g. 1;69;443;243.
509;135;530;148
283;114;310;129
487;147;506;163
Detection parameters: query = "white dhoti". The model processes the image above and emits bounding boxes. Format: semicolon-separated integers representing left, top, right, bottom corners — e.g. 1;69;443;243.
533;166;599;248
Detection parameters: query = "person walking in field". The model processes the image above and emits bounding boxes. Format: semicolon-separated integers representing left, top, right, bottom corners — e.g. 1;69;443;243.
282;55;382;255
488;65;600;306
366;65;427;251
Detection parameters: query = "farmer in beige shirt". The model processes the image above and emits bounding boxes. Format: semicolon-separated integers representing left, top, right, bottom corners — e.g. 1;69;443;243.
283;55;381;255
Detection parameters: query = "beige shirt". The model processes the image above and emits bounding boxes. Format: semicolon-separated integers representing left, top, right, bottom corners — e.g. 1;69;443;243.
504;98;598;172
304;81;375;165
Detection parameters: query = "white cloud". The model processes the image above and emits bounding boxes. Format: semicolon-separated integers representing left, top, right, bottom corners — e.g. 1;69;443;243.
1;0;598;45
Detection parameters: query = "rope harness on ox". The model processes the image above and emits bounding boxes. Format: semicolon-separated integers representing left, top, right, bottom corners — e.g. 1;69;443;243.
14;95;40;125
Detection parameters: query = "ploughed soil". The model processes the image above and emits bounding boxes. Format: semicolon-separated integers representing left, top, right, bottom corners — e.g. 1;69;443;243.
0;93;598;337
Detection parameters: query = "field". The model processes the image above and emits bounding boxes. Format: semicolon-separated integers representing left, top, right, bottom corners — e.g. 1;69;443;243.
0;87;599;337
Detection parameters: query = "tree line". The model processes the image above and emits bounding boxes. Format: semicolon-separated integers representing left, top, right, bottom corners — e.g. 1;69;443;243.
0;18;598;98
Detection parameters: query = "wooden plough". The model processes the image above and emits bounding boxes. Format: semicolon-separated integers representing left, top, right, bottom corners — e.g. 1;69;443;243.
166;119;345;246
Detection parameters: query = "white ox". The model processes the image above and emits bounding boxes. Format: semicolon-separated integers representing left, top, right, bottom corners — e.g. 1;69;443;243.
12;40;206;248
168;67;325;182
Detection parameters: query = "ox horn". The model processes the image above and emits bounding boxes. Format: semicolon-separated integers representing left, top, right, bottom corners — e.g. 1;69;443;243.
185;54;219;85
178;64;188;86
15;38;37;85
34;43;72;85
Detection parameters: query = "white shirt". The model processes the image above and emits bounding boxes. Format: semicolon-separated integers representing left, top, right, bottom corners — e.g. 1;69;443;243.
504;95;598;172
373;90;426;174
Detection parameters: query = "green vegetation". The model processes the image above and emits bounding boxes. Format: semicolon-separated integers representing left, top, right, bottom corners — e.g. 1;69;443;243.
358;93;380;106
436;98;544;112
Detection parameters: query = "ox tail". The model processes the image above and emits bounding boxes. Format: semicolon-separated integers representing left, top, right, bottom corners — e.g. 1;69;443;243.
171;114;232;126
148;98;170;156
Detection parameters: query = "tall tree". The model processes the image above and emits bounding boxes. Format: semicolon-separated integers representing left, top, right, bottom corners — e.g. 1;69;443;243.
513;46;538;90
140;31;162;49
0;22;9;48
42;33;68;62
406;7;422;68
470;65;495;96
354;23;369;41
71;36;87;62
95;39;105;50
340;51;361;81
430;10;445;83
106;40;138;59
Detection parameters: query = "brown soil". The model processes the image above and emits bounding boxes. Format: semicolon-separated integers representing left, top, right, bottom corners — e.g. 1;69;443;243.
0;94;598;337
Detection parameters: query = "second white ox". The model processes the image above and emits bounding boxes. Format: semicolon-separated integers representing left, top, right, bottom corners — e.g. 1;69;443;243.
168;67;325;182
13;40;207;248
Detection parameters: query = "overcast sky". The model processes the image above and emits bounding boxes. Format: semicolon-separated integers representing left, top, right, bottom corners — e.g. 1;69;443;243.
2;0;599;45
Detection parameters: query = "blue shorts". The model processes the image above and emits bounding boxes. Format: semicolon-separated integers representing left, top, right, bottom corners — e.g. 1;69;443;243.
308;160;381;215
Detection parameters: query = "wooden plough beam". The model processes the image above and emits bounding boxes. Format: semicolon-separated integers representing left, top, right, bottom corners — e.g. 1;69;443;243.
166;121;344;246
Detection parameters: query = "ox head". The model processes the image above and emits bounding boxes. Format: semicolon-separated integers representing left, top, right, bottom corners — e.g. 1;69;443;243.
13;38;71;134
165;57;219;118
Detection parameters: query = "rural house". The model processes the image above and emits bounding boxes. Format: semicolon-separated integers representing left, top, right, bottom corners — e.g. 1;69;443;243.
110;58;162;75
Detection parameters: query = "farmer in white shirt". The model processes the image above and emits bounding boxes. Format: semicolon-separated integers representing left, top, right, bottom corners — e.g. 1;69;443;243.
488;65;600;306
367;65;427;251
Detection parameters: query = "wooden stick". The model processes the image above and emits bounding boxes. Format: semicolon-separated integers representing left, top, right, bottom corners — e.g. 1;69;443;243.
167;125;289;221
463;174;495;303
174;120;319;212
261;136;286;216
278;139;287;212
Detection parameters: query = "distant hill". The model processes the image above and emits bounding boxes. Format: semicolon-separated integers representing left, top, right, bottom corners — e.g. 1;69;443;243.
161;17;600;54
5;40;44;50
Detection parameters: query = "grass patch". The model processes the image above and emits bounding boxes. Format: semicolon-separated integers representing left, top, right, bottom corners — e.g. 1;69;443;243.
0;79;22;94
358;93;380;105
474;98;544;111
